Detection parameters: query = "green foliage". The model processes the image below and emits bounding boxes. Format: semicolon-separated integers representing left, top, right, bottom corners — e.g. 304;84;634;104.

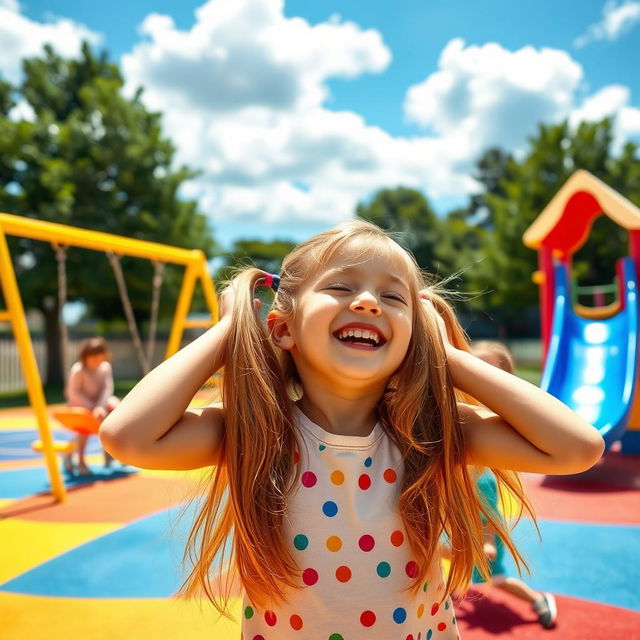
215;238;296;284
356;187;443;274
0;43;215;324
465;118;640;314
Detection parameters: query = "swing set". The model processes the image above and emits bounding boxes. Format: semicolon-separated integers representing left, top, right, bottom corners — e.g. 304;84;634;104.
0;212;219;502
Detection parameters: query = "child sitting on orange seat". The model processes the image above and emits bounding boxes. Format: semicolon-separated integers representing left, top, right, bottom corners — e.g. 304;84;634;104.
64;337;120;475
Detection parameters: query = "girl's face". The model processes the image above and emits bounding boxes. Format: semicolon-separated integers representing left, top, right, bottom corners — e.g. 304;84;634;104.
283;249;414;391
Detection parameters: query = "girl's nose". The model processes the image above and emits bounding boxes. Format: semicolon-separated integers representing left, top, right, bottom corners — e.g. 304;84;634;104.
350;292;382;316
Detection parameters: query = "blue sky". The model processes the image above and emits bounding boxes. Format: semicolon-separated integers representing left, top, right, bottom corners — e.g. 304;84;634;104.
3;0;640;250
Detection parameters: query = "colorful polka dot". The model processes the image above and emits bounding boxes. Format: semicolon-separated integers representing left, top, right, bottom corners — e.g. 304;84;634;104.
431;602;439;616
358;473;372;490
244;606;254;619
360;610;376;627
322;501;338;517
426;631;433;640
328;635;344;640
293;534;308;550
330;470;344;485
390;530;404;546
302;568;318;586
405;560;419;578
293;450;300;464
376;561;391;577
437;622;447;631
252;636;265;640
422;581;429;592
358;534;375;552
417;603;424;618
383;468;397;483
326;536;342;552
406;635;415;640
392;607;407;624
335;565;352;582
301;471;317;488
290;614;303;630
264;610;277;626
445;600;450;610
364;456;373;467
319;444;326;451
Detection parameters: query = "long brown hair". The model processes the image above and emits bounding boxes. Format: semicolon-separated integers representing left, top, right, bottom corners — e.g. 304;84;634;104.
179;220;534;613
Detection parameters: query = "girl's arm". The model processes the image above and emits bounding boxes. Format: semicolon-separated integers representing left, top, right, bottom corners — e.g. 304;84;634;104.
451;348;604;474
99;316;232;471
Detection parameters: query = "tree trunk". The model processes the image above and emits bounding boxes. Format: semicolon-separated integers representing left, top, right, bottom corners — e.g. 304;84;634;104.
43;303;64;387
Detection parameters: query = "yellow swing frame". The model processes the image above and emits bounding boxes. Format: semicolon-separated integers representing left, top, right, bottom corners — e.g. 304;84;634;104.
0;212;219;502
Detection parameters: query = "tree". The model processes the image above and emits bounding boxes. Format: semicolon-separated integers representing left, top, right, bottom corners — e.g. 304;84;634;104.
355;187;444;274
214;238;296;283
465;118;640;334
0;43;215;385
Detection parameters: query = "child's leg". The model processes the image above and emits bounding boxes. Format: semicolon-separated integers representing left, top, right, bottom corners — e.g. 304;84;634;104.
492;576;557;628
76;433;91;474
492;575;539;603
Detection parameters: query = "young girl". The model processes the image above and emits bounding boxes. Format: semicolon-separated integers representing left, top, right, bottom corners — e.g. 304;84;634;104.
65;336;119;474
100;220;603;639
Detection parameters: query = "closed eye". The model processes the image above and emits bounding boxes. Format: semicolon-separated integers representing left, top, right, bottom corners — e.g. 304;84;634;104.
325;283;351;291
382;293;407;304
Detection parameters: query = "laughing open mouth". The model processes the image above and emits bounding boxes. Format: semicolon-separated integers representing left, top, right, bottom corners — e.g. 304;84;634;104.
333;324;387;348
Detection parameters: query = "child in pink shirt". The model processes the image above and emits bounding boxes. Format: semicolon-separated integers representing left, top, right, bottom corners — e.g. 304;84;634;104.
64;337;119;475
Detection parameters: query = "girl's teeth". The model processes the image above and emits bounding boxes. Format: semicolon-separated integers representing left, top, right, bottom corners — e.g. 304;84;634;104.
354;329;362;338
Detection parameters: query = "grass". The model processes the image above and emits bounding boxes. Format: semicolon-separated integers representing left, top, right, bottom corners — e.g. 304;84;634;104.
515;365;542;386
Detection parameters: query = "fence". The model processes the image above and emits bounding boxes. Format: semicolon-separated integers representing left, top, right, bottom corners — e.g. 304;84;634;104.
0;334;174;393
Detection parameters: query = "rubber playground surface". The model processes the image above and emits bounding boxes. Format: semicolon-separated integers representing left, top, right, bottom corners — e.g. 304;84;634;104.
1;404;639;640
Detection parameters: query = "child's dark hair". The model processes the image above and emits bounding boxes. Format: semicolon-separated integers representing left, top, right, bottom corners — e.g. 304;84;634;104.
78;337;109;367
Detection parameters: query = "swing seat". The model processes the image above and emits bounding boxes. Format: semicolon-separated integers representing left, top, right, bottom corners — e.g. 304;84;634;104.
32;439;76;454
52;408;101;435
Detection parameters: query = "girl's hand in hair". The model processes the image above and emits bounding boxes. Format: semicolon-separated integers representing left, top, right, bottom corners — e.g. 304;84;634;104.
419;291;451;350
218;276;262;322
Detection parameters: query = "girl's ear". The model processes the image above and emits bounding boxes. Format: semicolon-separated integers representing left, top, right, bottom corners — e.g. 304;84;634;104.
267;311;295;351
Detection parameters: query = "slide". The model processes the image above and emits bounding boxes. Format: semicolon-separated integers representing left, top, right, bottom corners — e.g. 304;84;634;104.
540;257;639;447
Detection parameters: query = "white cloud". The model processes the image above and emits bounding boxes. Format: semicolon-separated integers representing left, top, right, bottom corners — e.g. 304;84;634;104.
405;39;583;158
574;1;640;48
0;1;101;83
122;0;481;227
570;85;640;151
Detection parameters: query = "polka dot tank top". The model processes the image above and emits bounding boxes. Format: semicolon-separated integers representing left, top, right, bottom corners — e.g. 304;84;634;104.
241;405;460;640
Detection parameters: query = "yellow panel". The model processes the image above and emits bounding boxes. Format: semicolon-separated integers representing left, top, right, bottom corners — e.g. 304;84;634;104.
0;518;118;584
0;593;242;640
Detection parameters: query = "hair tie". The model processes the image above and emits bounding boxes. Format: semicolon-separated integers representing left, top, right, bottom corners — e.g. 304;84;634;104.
260;273;280;292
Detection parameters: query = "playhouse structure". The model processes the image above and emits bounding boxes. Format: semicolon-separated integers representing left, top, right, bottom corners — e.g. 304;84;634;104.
524;170;640;453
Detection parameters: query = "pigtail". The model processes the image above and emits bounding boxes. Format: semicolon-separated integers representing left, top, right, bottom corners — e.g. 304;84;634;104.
392;288;535;599
180;268;299;615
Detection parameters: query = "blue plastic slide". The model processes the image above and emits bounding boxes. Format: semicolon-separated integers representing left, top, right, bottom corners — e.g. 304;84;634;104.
540;257;639;447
